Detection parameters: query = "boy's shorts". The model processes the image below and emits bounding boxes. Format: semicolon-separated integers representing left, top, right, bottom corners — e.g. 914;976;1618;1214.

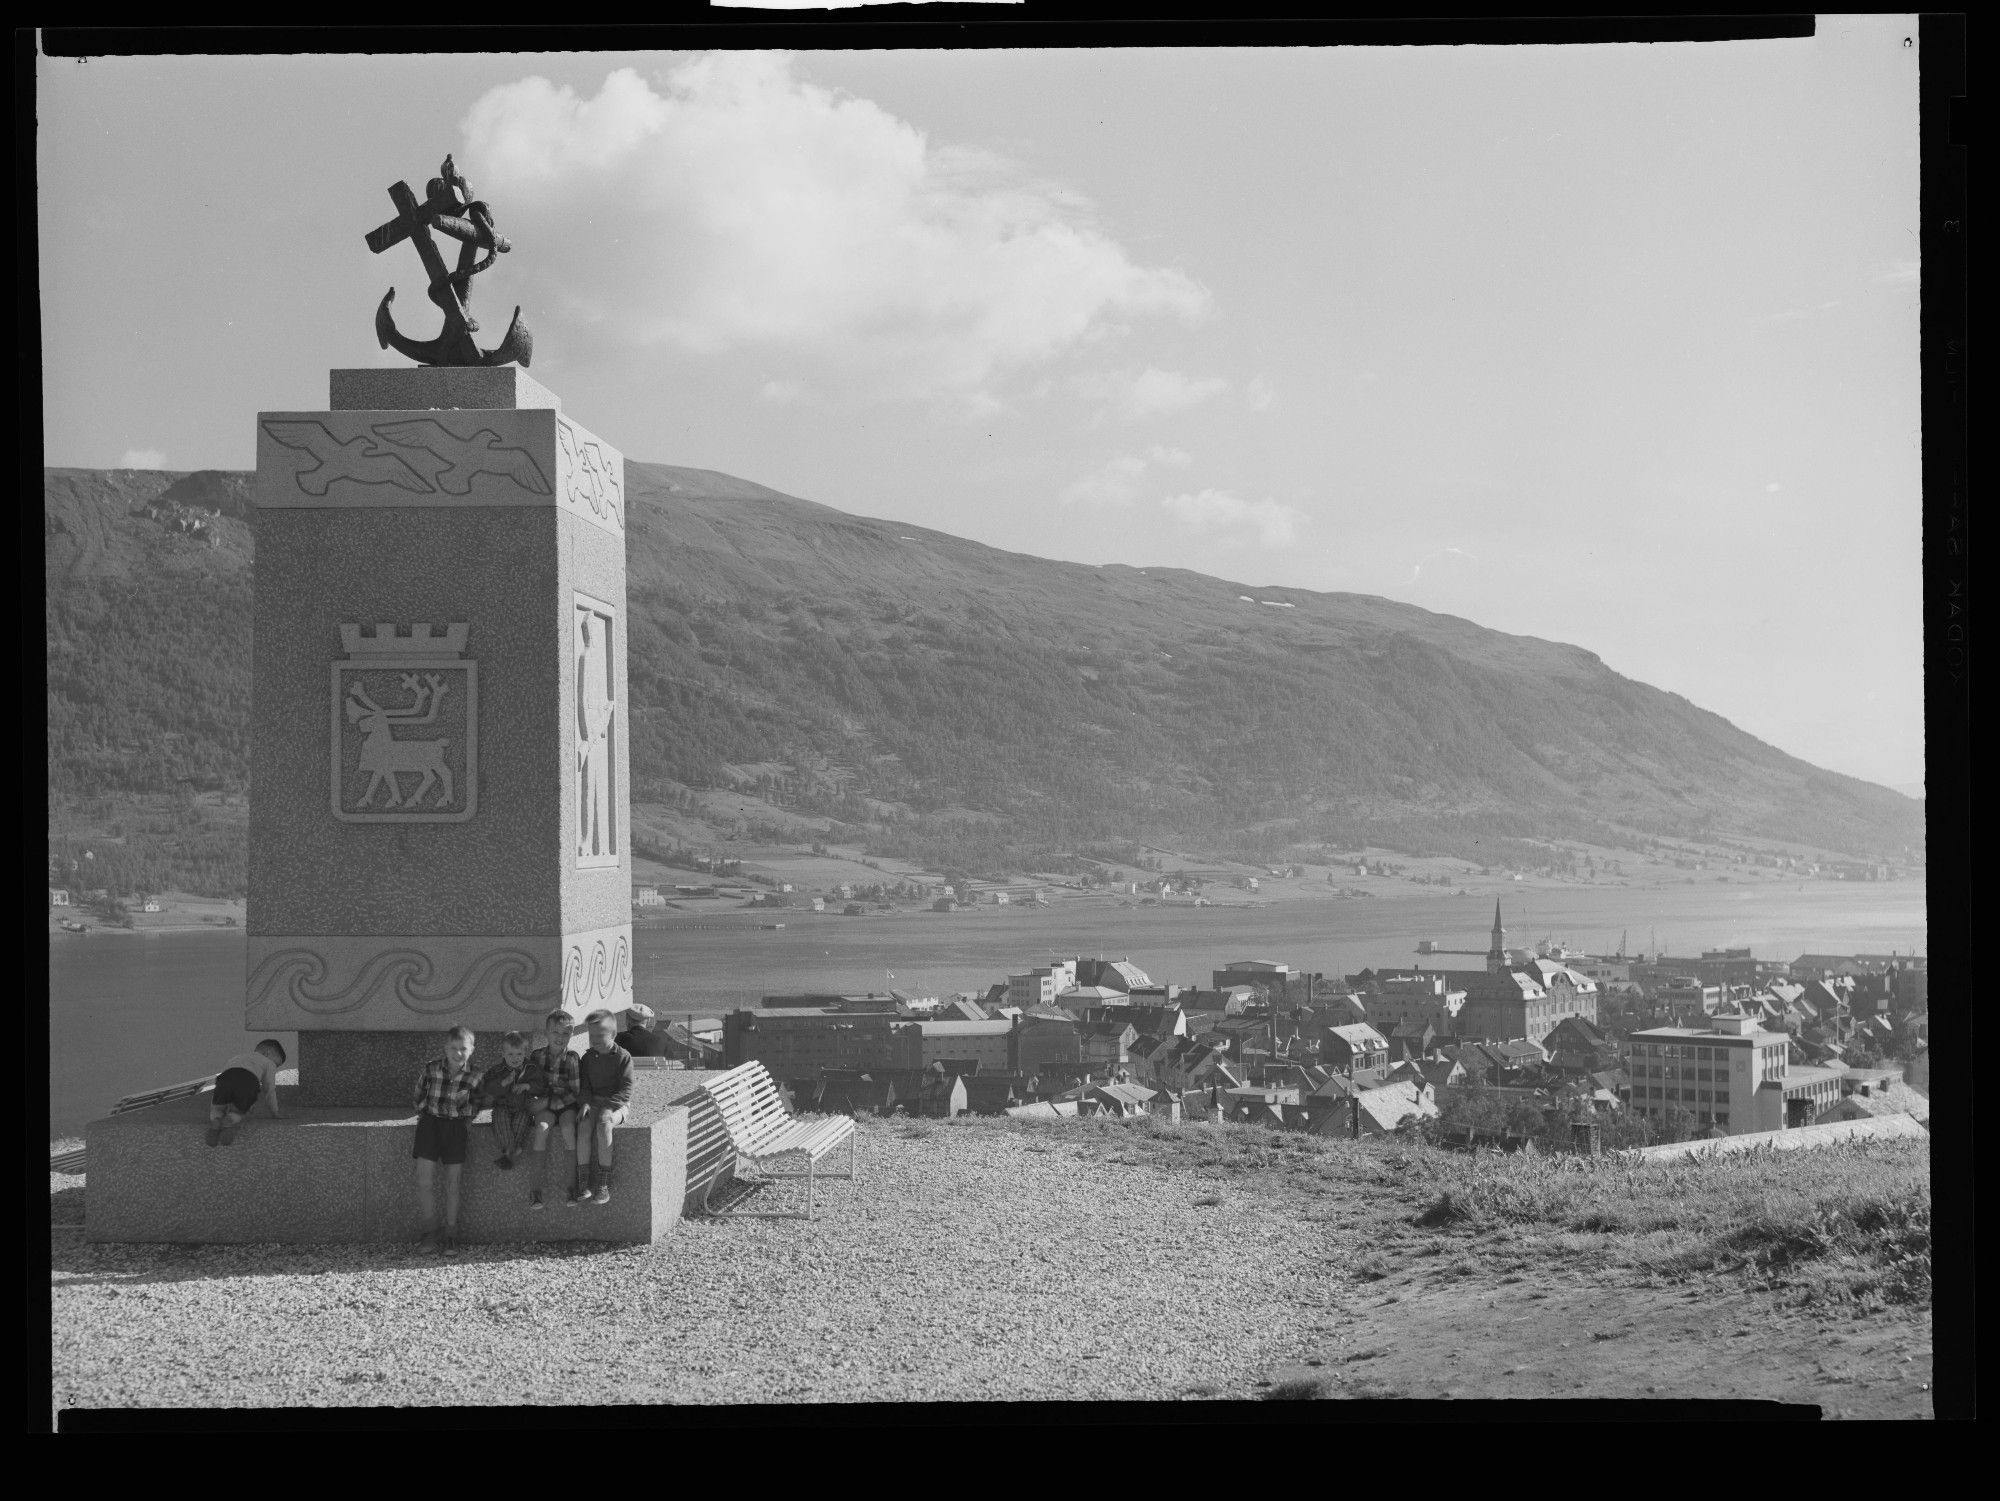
213;1068;262;1113
412;1113;469;1165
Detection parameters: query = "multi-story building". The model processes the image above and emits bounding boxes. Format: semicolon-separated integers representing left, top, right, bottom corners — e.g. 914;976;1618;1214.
919;1019;1015;1076
1452;968;1557;1044
725;1009;923;1086
1321;1022;1390;1076
1576;955;1631;986
1348;971;1466;1035
1695;948;1758;987
1007;959;1078;1010
1624;1013;1848;1136
1213;959;1289;991
1520;959;1601;1025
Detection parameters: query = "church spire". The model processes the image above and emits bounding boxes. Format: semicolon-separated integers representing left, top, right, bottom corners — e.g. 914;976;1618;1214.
1488;900;1507;973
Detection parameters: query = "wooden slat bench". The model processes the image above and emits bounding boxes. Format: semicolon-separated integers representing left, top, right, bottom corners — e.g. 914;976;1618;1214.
110;1075;216;1115
680;1088;738;1216
49;1075;221;1177
697;1061;856;1220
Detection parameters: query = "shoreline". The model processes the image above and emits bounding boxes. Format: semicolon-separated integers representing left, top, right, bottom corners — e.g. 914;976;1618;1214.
52;871;1929;939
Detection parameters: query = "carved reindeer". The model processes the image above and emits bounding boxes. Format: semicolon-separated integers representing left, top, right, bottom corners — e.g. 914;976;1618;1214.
345;673;453;808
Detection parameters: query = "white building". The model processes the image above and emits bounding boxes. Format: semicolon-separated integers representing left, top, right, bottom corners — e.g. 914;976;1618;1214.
1625;1014;1845;1136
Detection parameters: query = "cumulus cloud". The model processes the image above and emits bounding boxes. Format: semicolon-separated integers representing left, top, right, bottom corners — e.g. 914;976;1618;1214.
1159;488;1302;547
1060;446;1191;507
462;58;1209;399
120;448;165;469
1070;366;1227;421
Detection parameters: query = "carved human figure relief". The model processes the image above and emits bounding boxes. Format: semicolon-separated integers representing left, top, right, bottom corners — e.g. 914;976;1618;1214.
574;598;617;864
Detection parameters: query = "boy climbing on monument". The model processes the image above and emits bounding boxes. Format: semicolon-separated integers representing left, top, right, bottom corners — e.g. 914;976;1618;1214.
571;1009;635;1207
523;1010;582;1210
479;1031;539;1172
205;1039;287;1146
411;1025;483;1255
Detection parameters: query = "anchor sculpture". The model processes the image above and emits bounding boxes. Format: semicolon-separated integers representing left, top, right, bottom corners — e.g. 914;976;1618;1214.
366;154;532;367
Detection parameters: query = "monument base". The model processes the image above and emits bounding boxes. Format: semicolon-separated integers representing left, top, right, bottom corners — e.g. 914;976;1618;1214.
294;1036;716;1116
294;1031;484;1108
84;1096;694;1245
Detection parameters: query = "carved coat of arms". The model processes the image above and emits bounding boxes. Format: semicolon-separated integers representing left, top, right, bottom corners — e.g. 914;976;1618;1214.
332;623;477;822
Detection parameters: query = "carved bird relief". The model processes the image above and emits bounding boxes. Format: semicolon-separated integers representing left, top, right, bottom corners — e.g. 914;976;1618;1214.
372;419;554;496
264;421;431;496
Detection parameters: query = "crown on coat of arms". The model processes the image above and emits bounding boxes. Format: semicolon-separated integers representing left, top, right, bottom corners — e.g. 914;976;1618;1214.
338;622;469;659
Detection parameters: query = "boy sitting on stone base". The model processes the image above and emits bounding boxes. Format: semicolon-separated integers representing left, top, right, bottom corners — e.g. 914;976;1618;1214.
571;1009;636;1207
479;1031;539;1171
523;1010;582;1210
411;1025;483;1255
206;1039;286;1146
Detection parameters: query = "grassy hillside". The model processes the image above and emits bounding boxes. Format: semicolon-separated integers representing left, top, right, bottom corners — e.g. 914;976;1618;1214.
44;462;1923;893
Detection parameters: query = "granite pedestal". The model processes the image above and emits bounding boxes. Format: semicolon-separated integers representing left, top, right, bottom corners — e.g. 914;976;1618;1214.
84;1092;690;1245
78;365;677;1245
250;367;632;1103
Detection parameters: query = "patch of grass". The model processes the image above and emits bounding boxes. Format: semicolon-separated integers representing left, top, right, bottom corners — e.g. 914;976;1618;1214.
1380;1136;1931;1311
908;1116;1931;1315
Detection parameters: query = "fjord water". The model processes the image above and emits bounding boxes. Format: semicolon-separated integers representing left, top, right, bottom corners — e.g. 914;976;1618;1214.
48;881;1925;1138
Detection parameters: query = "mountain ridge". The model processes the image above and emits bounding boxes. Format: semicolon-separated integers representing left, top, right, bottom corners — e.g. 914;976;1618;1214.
45;461;1923;892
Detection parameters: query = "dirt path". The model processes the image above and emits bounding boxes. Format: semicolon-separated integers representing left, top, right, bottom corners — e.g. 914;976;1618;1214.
1251;1272;1933;1415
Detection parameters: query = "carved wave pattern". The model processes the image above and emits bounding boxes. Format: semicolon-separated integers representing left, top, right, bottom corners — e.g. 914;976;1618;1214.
248;943;611;1017
561;934;633;1012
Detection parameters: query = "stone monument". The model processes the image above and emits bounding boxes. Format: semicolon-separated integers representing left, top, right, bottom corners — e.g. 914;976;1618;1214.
86;157;705;1244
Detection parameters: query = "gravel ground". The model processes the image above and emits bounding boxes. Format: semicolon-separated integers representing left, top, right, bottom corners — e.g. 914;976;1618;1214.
50;1118;1352;1410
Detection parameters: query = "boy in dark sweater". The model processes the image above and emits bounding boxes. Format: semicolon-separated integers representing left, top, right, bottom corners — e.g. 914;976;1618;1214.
571;1010;635;1206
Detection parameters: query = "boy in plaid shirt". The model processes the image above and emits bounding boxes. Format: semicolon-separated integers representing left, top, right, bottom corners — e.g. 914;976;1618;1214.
411;1025;483;1255
523;1010;582;1209
478;1031;539;1174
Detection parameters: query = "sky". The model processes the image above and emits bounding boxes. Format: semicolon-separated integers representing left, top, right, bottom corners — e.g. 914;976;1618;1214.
36;20;1924;790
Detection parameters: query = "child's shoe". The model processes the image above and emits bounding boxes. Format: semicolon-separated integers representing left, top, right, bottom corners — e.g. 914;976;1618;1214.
204;1124;223;1147
591;1166;611;1205
495;1155;514;1170
528;1190;544;1211
565;1186;586;1209
217;1124;239;1146
415;1228;442;1255
441;1231;460;1256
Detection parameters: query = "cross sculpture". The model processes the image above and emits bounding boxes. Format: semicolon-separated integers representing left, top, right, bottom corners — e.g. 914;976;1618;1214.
366;154;532;367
